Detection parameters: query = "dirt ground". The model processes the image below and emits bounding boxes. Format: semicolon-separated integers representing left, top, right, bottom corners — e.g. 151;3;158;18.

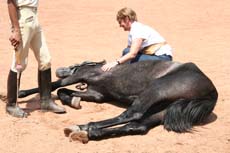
0;0;230;153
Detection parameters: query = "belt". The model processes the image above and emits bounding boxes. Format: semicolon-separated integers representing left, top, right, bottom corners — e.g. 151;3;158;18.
141;42;167;55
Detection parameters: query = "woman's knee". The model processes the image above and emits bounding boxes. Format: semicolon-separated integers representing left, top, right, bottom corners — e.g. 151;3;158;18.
122;48;130;56
158;55;173;61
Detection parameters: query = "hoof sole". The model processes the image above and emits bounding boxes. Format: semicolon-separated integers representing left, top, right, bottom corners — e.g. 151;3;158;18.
64;125;81;137
69;130;89;144
71;97;81;109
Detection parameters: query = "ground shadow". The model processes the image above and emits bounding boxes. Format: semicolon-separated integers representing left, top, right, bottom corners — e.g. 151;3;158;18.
17;94;59;116
200;112;218;125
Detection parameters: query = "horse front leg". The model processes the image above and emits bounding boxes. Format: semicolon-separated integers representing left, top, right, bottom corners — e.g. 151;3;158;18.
18;72;84;98
57;87;107;109
63;98;144;142
18;79;61;98
67;84;167;134
78;97;145;132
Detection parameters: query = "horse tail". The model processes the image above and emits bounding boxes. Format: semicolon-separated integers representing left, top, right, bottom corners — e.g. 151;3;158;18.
163;90;218;133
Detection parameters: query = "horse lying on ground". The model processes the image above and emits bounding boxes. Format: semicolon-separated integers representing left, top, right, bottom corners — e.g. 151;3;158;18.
18;60;218;143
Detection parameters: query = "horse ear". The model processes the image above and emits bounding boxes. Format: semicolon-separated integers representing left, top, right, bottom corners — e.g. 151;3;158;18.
80;60;107;66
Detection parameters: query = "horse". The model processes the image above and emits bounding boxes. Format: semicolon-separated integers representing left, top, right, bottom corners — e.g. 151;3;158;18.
18;60;218;143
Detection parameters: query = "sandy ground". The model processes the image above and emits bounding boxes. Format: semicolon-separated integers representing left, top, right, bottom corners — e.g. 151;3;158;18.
0;0;230;153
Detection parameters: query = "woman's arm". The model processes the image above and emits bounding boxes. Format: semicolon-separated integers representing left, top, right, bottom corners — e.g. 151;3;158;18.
117;38;143;64
101;38;143;71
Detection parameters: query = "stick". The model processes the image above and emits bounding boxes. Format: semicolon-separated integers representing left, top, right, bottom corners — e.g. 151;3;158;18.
15;48;22;107
15;48;28;117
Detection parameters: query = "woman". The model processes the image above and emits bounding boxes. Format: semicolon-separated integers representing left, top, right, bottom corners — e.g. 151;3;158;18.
102;7;173;71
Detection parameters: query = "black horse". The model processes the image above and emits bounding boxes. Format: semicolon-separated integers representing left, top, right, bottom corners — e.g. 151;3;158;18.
19;60;218;143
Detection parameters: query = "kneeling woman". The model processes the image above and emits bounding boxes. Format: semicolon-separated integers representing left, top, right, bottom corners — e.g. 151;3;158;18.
102;7;173;71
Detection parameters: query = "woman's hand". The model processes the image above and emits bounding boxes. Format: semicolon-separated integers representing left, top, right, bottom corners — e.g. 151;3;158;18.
101;61;119;71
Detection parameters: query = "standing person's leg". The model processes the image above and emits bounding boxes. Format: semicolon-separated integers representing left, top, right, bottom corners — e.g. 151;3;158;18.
6;43;29;117
6;69;27;117
6;9;32;118
31;26;66;113
6;37;30;117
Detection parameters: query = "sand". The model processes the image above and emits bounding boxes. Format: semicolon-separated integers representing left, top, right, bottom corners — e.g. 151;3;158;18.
0;0;229;153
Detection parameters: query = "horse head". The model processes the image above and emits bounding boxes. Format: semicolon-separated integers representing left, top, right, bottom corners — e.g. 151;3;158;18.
55;60;106;79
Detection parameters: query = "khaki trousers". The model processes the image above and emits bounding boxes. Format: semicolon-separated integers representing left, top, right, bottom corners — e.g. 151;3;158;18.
11;7;51;72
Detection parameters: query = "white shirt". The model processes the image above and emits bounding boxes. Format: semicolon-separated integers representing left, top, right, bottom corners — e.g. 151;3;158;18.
128;21;172;56
14;0;38;7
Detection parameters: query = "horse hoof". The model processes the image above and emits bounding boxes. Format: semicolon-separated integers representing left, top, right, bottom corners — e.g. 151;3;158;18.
71;97;81;109
64;125;81;137
69;130;89;144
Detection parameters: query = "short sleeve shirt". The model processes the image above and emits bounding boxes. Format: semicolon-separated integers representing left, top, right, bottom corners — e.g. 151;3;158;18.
128;21;172;56
14;0;38;7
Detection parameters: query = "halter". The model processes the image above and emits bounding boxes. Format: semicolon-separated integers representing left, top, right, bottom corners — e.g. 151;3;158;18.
56;60;106;78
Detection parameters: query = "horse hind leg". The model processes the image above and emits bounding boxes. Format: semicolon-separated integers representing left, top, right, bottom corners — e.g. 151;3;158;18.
67;121;149;143
67;110;165;143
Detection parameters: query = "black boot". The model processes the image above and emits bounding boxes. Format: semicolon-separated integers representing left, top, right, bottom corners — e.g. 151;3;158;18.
38;68;66;113
6;70;27;118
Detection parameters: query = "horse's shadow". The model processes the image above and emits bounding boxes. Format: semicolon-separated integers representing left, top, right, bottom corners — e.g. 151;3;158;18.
199;112;217;125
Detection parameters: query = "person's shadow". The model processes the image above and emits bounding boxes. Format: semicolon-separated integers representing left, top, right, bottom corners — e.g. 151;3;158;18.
19;94;59;116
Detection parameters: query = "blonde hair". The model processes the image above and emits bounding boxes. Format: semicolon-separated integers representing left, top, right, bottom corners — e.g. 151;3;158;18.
116;7;137;22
